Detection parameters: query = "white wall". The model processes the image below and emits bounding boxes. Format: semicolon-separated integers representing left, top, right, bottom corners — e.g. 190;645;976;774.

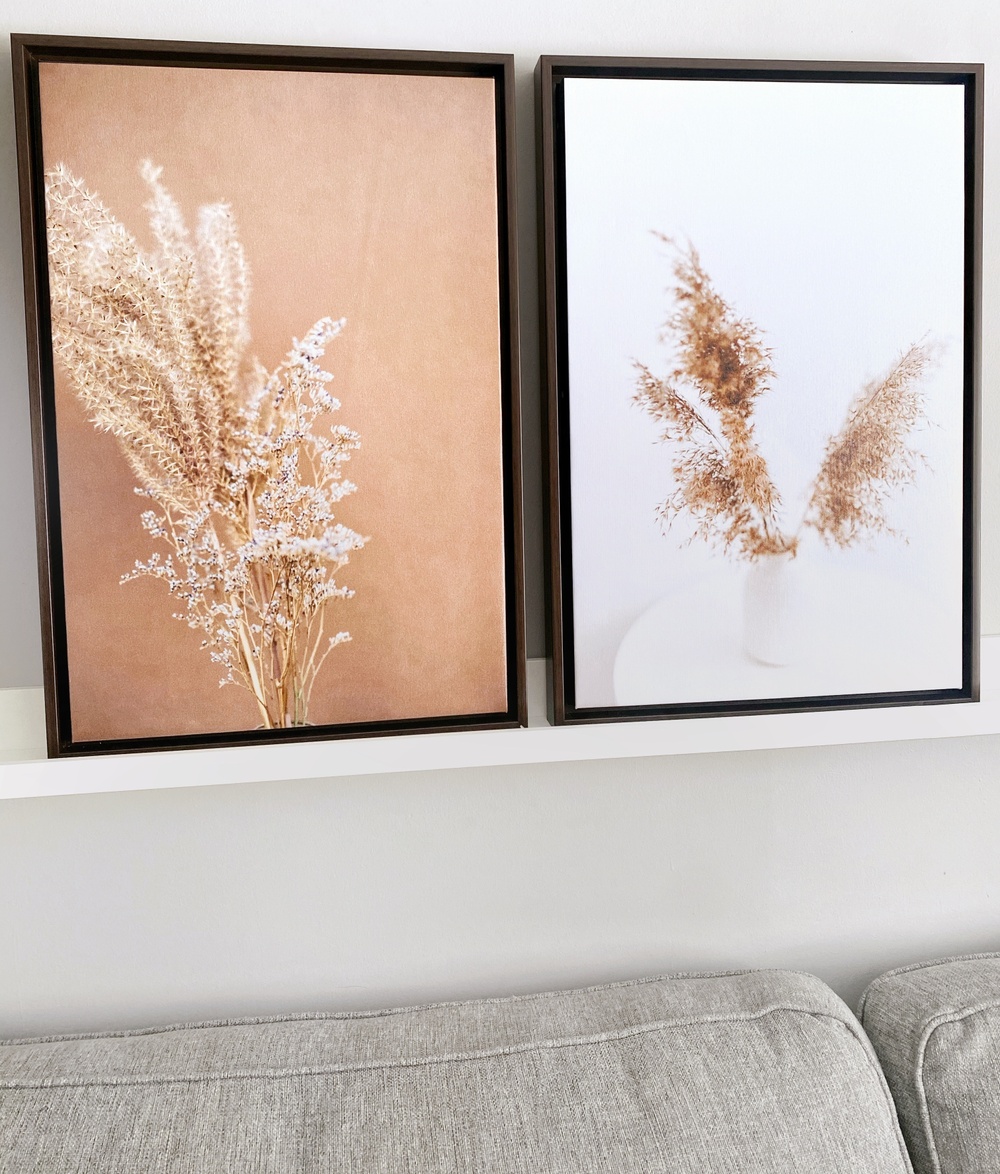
1;0;999;1038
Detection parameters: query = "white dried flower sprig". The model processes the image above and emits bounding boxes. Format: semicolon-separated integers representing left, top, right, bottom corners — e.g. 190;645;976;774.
45;162;367;729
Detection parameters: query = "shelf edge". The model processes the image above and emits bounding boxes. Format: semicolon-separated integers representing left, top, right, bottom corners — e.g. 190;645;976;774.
1;646;998;800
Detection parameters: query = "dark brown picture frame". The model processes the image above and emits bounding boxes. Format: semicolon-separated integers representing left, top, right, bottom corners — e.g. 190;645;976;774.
13;33;526;756
537;55;981;726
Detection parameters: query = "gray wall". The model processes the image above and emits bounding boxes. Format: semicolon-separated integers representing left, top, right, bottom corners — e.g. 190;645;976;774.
1;0;998;1038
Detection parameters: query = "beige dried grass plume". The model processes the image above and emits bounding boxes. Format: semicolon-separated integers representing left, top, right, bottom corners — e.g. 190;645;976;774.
633;238;934;559
45;161;366;729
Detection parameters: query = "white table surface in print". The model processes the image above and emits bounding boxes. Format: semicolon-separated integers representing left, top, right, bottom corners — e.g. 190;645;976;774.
613;551;960;709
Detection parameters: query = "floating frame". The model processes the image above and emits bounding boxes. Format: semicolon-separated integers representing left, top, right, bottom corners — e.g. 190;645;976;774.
537;55;981;725
14;34;526;755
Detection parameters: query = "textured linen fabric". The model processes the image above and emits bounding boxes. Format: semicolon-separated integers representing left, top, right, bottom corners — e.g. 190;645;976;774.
1;969;912;1173
859;953;1000;1174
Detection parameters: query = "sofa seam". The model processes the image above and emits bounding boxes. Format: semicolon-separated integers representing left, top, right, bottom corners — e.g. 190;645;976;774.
858;954;1000;1019
0;1003;867;1091
0;968;829;1046
911;999;1000;1174
825;1016;916;1171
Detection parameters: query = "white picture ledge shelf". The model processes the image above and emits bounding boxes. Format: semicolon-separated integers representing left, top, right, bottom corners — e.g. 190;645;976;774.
1;641;998;802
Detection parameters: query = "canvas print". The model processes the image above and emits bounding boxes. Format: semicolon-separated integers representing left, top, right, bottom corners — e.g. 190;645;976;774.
14;37;524;754
541;60;979;722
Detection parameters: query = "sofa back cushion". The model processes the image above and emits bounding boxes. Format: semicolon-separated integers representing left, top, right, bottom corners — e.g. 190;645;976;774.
860;953;1000;1174
1;969;912;1173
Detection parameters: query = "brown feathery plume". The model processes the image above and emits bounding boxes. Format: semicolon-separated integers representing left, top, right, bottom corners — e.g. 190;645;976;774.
45;162;366;729
633;238;790;560
804;342;933;548
634;238;934;562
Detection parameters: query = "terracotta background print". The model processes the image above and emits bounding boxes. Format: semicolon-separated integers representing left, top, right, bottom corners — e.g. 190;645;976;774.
39;62;508;741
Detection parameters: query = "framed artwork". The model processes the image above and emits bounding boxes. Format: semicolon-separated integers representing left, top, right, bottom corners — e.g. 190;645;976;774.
13;34;525;756
537;56;981;725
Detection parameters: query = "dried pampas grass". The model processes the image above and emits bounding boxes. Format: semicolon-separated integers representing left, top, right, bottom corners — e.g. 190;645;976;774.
634;238;933;560
805;342;934;548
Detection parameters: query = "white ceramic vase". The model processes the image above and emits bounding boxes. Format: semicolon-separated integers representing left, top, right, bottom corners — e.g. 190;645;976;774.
741;550;805;667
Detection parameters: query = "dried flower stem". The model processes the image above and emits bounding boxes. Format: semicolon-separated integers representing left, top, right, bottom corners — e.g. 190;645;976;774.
45;162;367;728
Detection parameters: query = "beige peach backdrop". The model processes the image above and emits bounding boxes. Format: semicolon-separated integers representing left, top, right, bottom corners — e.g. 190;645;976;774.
39;62;509;741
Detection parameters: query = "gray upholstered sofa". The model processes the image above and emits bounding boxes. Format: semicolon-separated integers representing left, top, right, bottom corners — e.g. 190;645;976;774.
0;955;997;1172
859;953;1000;1174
